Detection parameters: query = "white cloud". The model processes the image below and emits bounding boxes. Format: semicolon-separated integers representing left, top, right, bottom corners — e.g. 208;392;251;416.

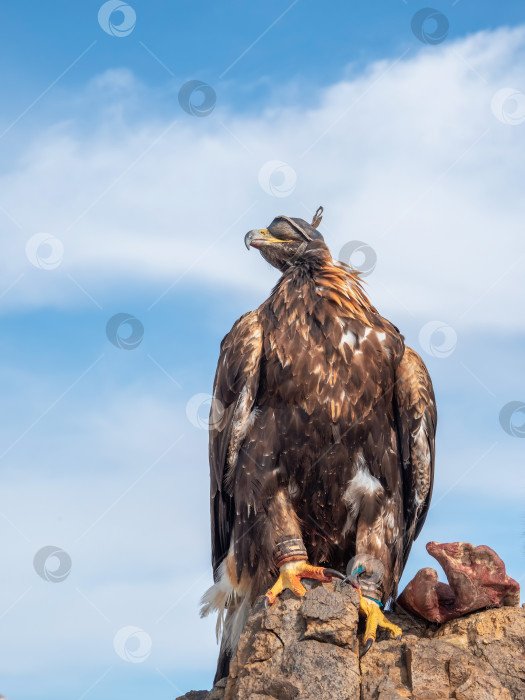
0;27;524;329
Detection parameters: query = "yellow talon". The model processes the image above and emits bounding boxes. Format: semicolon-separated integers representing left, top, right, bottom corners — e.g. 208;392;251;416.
265;560;333;605
358;590;402;656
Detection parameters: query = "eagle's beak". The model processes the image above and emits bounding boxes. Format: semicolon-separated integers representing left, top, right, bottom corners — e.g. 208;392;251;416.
244;228;268;250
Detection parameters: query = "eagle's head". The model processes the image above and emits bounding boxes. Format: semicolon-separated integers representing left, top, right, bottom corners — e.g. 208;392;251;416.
244;212;326;271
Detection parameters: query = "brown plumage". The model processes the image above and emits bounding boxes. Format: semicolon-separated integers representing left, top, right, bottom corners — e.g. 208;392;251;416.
202;213;436;679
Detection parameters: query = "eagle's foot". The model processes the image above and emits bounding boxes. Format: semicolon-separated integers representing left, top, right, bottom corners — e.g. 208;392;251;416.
358;590;402;657
264;560;333;606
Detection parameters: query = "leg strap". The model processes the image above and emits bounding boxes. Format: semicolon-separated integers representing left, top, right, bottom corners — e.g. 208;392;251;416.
274;535;307;567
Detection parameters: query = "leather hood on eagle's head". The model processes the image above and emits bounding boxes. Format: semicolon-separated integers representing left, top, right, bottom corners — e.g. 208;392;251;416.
244;208;327;271
267;216;325;242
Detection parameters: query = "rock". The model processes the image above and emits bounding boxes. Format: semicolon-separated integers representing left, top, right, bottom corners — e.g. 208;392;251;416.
181;578;525;700
398;542;520;623
435;607;525;699
205;678;227;700
226;581;361;700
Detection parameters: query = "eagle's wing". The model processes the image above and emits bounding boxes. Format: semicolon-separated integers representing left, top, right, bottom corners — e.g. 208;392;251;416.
209;310;263;581
394;345;437;566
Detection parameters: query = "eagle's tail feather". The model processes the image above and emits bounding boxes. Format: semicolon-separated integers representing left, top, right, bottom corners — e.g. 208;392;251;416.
211;598;251;684
224;595;251;653
200;561;235;642
201;562;252;682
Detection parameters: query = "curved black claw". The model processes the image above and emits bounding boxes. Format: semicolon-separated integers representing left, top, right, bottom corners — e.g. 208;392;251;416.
360;638;374;658
323;568;346;581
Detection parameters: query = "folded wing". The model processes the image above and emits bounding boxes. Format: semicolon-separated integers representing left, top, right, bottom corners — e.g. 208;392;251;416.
209;310;263;580
394;346;437;567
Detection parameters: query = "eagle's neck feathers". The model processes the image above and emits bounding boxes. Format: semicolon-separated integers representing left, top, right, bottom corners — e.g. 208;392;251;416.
268;252;378;326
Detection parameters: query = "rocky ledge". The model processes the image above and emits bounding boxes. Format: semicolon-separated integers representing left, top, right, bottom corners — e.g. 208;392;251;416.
178;579;524;700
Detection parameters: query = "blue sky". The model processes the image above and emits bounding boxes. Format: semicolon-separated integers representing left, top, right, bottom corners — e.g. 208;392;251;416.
1;2;525;699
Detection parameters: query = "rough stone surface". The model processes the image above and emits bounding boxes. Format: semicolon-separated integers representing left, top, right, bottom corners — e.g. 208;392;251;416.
177;580;524;700
435;606;525;699
226;581;361;700
398;542;520;623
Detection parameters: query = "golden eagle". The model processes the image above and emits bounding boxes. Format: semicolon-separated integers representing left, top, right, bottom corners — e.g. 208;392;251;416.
202;210;436;678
